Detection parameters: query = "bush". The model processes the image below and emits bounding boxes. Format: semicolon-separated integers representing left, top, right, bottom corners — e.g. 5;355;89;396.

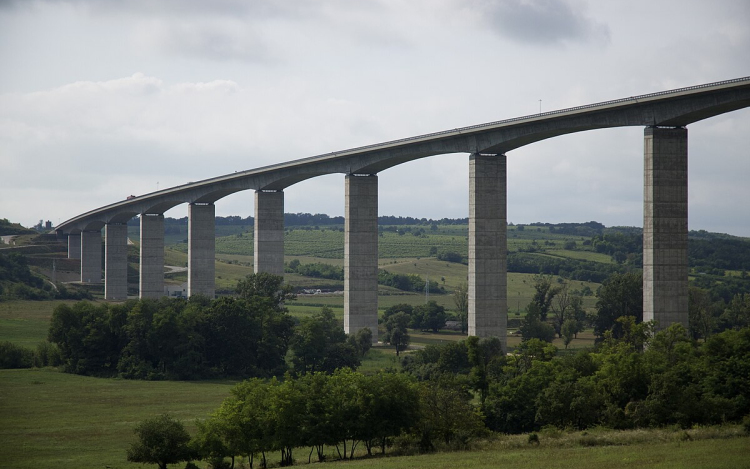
0;341;33;368
33;341;62;367
743;415;750;435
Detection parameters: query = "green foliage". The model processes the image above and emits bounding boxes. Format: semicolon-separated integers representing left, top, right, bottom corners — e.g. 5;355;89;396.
412;301;447;332
0;253;54;301
520;303;556;343
49;297;294;380
453;282;468;333
383;312;410;356
290;306;359;375
0;340;34;368
594;272;643;338
347;327;373;357
561;319;579;348
378;270;444;294
690;236;750;272
286;260;343;280
236;272;296;309
0;218;37;235
531;276;561;321
413;377;486;451
126;414;196;469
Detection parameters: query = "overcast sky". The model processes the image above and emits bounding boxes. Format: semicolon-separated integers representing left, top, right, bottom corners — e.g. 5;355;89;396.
1;0;748;236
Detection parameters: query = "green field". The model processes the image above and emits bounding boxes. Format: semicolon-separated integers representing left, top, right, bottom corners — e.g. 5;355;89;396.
0;368;235;469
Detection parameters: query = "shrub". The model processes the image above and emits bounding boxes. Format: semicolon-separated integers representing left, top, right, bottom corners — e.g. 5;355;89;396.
0;341;33;368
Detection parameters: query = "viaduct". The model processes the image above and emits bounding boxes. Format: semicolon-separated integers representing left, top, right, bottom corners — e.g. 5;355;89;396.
54;77;750;348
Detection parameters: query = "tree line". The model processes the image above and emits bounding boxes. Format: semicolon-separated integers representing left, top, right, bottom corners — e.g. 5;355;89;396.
285;259;444;294
46;274;371;380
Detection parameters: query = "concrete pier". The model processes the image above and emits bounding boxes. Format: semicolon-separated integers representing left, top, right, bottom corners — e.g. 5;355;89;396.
80;230;102;283
468;154;507;348
104;223;128;300
188;203;215;298
140;214;165;299
254;190;285;276
68;233;81;259
643;127;689;329
344;174;379;342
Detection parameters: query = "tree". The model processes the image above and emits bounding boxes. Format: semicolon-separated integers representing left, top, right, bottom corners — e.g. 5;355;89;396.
551;283;583;338
453;283;469;333
290;306;357;374
416;377;486;450
126;414;195;469
561;319;579;349
381;303;413;324
688;286;715;340
531;275;561;321
413;301;447;332
347;327;372;357
520;303;555;343
236;273;295;310
466;336;503;407
383;312;410;356
594;272;643;338
722;293;750;331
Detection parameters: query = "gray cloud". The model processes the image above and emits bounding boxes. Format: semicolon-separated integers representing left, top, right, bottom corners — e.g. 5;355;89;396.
472;0;610;46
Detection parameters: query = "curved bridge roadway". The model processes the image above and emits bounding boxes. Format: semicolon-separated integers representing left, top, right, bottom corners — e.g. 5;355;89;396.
56;77;750;348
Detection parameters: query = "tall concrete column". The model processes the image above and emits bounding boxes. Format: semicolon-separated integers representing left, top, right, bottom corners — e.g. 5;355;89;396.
80;230;102;283
344;174;379;342
643;127;689;329
188;203;215;298
105;223;128;300
140;214;164;299
68;233;81;259
254;190;285;276
468;153;507;348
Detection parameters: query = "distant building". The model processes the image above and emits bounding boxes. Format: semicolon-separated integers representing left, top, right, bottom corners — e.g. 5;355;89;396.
164;283;188;297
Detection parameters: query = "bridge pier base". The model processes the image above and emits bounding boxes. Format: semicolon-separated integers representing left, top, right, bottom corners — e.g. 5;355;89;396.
344;174;379;343
254;190;285;276
67;233;81;259
140;214;165;299
80;230;102;283
468;153;507;350
188;203;215;298
105;223;128;300
643;127;689;330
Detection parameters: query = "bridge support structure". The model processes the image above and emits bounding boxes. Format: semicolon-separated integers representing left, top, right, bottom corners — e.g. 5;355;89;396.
80;230;102;283
188;203;215;298
140;214;165;299
254;190;285;276
67;233;81;259
104;223;128;300
643;127;689;329
344;174;379;343
468;153;507;349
